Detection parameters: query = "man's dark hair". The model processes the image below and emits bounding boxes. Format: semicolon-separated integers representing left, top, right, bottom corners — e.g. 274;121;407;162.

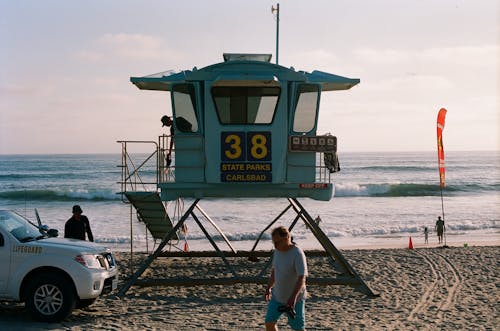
271;226;289;238
161;115;172;127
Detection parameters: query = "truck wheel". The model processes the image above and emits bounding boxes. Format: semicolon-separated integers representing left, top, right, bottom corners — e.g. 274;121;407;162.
25;273;76;322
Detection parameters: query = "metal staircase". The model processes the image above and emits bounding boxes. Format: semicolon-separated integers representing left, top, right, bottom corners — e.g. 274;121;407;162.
124;192;177;241
117;138;178;242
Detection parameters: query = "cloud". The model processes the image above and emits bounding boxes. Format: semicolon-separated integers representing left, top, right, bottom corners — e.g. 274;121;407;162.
99;33;164;55
354;44;499;68
349;44;498;106
75;50;103;62
77;33;183;62
364;74;454;93
290;49;339;64
0;84;42;96
353;48;409;64
420;45;499;67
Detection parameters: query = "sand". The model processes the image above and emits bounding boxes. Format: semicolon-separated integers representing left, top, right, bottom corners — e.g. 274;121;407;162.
0;245;498;330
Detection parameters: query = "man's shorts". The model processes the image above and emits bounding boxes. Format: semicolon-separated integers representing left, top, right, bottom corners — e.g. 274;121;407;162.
265;298;305;330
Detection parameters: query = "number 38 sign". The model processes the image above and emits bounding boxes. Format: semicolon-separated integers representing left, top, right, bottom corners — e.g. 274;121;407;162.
221;132;271;162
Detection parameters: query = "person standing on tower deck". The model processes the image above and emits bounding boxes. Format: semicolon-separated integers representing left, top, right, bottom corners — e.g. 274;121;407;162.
161;115;174;166
265;226;308;331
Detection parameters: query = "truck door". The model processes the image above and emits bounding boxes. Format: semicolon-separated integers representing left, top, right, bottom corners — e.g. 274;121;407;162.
0;229;11;295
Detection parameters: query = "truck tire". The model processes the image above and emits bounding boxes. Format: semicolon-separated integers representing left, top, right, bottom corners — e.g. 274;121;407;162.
25;272;76;322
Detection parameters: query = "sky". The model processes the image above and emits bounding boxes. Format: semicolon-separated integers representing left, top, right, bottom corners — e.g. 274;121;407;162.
1;0;498;154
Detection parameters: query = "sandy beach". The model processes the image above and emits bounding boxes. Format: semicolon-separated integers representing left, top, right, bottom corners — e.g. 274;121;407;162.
0;245;498;330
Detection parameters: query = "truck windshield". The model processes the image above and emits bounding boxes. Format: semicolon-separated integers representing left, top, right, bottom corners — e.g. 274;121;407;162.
0;211;43;242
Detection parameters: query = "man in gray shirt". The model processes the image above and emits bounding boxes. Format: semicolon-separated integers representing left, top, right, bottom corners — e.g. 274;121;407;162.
265;226;308;331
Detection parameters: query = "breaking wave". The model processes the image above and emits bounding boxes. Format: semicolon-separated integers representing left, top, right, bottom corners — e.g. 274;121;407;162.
334;182;499;197
1;181;497;202
94;221;499;247
0;189;120;202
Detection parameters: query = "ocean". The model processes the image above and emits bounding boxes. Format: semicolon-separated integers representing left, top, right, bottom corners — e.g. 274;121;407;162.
0;151;498;252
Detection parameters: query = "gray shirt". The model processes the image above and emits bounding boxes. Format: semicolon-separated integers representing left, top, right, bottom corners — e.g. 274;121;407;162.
271;245;308;303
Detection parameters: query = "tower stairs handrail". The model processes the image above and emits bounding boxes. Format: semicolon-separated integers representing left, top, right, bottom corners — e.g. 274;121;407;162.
117;139;168;202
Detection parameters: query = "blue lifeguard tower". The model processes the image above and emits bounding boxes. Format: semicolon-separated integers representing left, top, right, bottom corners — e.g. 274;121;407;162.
118;54;376;297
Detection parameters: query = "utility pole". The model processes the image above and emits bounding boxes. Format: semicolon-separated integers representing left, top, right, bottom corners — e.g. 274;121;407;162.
271;3;280;65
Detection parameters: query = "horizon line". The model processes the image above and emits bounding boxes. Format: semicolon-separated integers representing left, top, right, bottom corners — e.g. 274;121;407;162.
0;149;499;156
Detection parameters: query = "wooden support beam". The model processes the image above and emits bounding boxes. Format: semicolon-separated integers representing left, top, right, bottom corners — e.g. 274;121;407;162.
134;276;359;287
157;250;332;258
120;197;378;298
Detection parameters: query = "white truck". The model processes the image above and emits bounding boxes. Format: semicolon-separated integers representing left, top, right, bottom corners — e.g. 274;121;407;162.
0;210;118;322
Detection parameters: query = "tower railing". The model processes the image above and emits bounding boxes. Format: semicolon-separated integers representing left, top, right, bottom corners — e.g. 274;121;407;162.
117;137;172;202
118;136;333;196
316;152;334;183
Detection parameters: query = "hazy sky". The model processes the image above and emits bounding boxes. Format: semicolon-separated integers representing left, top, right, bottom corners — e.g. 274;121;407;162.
1;0;498;154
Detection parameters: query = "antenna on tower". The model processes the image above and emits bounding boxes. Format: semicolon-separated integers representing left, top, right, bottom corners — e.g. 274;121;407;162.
271;3;280;65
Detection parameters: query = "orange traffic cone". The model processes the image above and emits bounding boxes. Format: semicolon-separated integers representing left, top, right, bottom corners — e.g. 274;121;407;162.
183;241;189;252
408;236;414;250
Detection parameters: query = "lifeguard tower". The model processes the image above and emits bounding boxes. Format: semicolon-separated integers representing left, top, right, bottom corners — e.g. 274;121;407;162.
118;53;376;297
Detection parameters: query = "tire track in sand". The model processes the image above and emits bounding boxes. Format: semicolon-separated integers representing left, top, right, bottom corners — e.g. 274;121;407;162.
434;251;463;313
407;250;462;324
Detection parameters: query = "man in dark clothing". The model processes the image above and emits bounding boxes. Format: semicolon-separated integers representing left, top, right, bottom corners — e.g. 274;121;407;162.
161;115;175;166
64;205;94;241
435;216;445;244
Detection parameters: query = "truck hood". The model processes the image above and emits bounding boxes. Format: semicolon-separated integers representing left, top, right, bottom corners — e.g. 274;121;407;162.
27;237;111;254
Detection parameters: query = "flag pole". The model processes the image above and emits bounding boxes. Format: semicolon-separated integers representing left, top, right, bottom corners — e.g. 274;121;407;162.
271;3;280;65
439;184;447;246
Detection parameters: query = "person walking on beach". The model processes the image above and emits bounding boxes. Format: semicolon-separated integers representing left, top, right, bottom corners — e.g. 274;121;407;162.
161;115;174;166
64;205;94;241
314;215;322;225
424;227;429;244
435;216;445;244
265;226;308;331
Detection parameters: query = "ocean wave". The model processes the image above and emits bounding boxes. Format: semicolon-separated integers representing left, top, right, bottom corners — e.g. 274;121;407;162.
95;237;131;244
2;181;495;203
0;189;120;202
129;221;499;243
334;182;498;197
0;169;122;179
180;232;268;242
354;166;434;172
342;222;499;236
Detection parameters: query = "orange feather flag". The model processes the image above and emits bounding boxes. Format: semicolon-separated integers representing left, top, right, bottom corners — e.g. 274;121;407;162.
437;108;447;188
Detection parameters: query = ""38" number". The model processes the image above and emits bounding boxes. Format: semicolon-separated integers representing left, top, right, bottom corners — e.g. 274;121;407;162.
221;132;271;161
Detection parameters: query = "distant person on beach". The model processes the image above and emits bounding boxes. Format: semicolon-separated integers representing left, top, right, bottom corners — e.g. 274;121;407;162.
265;226;308;331
435;216;445;244
424;227;429;244
161;115;174;166
64;205;94;242
314;215;322;225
